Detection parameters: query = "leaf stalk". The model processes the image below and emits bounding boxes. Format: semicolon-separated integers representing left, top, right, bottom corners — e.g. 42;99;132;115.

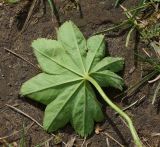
87;75;142;147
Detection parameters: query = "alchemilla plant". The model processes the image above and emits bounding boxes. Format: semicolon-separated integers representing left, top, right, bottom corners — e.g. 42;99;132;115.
20;21;142;146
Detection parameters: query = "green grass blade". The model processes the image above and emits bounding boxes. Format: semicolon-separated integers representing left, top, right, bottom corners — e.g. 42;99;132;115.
19;122;26;147
125;26;135;47
47;0;60;25
152;80;160;104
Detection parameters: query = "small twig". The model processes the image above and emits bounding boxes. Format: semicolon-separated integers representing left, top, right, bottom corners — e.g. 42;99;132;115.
152;81;160;104
102;132;124;147
0;103;18;112
141;137;152;147
120;5;132;18
106;137;110;147
85;140;91;147
119;116;129;128
4;47;40;70
81;137;86;147
19;0;39;34
6;104;43;128
5;104;66;145
142;48;151;57
148;74;160;83
151;133;160;137
115;96;145;115
113;71;157;101
116;96;145;130
65;136;76;147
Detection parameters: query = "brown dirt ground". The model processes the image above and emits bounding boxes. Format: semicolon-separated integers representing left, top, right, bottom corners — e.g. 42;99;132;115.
0;0;160;146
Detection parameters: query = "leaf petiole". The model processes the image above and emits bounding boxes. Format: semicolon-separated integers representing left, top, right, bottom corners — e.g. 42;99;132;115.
86;75;142;147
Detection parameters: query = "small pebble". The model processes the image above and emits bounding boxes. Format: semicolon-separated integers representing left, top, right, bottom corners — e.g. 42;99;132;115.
9;93;13;96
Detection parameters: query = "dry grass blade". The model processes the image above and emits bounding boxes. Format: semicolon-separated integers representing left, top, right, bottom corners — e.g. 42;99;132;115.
152;81;160;104
6;104;43;128
151;133;160;137
103;132;124;147
80;137;86;147
151;41;160;58
120;5;132;18
142;48;151;57
4;47;39;70
141;137;152;147
148;74;160;83
114;71;157;101
19;0;39;34
5;104;67;145
106;137;110;147
115;95;145;115
65;136;76;147
119;116;128;128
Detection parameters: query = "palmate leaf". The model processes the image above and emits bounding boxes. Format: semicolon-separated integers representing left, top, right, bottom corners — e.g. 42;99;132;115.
20;21;124;137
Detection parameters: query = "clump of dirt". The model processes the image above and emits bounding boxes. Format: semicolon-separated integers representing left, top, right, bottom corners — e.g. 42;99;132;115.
0;0;160;146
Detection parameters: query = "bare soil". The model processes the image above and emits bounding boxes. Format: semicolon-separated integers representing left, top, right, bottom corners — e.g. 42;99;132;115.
0;0;160;146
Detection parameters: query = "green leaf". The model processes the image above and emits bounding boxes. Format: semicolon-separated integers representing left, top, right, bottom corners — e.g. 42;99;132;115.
91;57;124;73
153;0;160;2
6;0;20;3
71;82;104;136
44;83;81;131
91;70;124;90
86;35;105;72
58;21;87;74
20;72;82;105
20;21;124;137
32;39;83;76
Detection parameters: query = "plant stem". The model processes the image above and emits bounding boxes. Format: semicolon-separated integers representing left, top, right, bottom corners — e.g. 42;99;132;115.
47;0;60;26
94;20;129;35
87;75;142;147
125;26;135;47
